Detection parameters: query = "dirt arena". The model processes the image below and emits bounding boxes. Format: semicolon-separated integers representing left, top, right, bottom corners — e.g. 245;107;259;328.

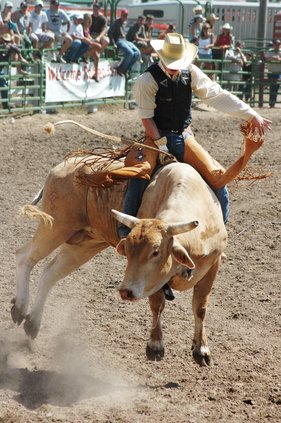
0;104;280;423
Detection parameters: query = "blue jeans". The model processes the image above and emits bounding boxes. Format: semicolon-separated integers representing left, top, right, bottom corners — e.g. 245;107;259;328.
65;40;89;62
116;39;141;73
268;72;280;107
118;131;229;238
0;70;8;109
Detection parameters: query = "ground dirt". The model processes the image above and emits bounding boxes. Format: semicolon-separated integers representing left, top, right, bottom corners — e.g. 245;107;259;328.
0;104;280;423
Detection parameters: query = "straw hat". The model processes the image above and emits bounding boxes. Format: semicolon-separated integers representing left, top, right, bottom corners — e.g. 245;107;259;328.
150;33;198;70
2;33;12;42
193;5;204;14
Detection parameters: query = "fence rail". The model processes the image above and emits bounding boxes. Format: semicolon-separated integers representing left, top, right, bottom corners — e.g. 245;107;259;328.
0;47;279;115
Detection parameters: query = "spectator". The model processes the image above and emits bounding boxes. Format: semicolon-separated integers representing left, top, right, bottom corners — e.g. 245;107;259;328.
242;51;253;102
90;3;109;55
126;15;145;47
264;39;281;108
46;0;72;63
127;15;154;70
11;2;33;61
65;13;86;63
198;23;214;77
158;24;176;40
1;2;20;43
205;13;219;34
224;40;247;98
189;14;204;45
0;32;29;77
108;9;141;76
82;13;102;81
213;23;233;62
28;0;55;54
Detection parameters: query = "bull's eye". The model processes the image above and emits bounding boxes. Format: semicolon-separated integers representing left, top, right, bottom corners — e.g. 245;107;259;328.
151;250;159;258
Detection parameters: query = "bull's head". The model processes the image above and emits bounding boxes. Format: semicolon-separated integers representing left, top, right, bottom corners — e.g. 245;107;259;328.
112;209;199;300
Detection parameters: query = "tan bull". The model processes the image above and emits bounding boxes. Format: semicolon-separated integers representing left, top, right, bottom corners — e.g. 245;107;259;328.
13;157;227;366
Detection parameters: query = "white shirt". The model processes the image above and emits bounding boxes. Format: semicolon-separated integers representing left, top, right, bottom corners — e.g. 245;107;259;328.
69;21;83;37
29;10;48;34
133;62;258;121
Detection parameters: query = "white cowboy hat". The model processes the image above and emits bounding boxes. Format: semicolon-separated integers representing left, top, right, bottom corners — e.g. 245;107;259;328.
150;33;198;70
222;23;233;30
2;33;12;42
193;5;204;14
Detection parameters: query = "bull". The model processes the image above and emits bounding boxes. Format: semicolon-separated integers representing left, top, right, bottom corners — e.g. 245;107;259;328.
12;155;227;366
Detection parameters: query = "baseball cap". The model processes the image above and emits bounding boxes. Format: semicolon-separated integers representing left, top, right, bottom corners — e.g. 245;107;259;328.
120;9;128;15
20;1;28;7
50;0;60;4
74;12;84;20
35;0;44;7
5;1;13;7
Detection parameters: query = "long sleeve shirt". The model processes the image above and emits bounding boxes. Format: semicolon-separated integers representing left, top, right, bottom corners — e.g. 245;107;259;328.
133;62;258;121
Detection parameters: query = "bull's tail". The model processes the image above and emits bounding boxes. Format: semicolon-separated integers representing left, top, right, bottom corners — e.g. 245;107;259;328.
20;205;54;227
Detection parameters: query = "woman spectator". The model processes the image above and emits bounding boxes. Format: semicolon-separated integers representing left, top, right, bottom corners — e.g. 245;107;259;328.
198;23;214;77
224;40;247;98
213;23;233;61
189;14;204;45
82;13;101;81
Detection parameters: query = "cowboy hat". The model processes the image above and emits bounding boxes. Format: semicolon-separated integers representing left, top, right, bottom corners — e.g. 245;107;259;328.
222;23;233;30
150;33;198;70
207;13;219;21
2;33;12;42
192;5;204;14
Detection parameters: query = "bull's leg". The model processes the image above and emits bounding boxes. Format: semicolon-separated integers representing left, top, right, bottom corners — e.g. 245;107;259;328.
23;239;108;339
12;222;72;326
146;289;166;361
191;259;220;367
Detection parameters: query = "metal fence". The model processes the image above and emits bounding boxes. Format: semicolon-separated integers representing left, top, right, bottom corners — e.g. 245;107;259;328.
0;47;279;115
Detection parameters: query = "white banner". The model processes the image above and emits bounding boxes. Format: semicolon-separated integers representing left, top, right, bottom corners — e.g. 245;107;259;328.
45;60;126;103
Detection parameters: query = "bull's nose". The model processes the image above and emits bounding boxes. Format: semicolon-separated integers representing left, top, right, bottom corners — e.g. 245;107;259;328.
119;289;135;301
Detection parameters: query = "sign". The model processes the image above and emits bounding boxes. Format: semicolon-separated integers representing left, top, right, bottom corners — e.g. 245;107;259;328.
45;60;125;103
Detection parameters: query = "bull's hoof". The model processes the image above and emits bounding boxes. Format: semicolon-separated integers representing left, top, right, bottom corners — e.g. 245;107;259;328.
192;349;212;367
23;315;40;339
11;300;25;326
146;344;165;361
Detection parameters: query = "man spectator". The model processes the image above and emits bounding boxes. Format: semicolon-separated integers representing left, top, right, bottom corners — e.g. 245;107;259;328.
108;9;141;76
11;2;32;56
90;3;109;54
46;0;72;63
264;39;281;108
28;0;55;54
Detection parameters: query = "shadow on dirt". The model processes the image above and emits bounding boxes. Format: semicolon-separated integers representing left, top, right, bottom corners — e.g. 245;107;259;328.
0;367;131;409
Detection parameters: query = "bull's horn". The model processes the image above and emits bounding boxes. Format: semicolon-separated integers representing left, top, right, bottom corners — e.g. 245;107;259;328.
167;220;199;236
111;209;140;229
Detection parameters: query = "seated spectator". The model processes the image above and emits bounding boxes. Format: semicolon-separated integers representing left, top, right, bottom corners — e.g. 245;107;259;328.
264;39;281;108
158;24;176;40
108;9;140;76
198;23;214;77
11;2;33;61
0;32;29;76
126;15;145;47
223;40;247;98
28;0;55;55
65;13;86;63
126;15;153;70
90;3;109;55
1;2;21;43
46;0;72;63
82;13;102;81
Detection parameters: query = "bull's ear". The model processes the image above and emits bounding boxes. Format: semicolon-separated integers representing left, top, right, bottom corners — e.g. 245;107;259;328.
171;238;195;269
116;238;126;256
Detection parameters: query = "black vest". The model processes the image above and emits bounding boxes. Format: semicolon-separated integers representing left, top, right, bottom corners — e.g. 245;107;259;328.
146;64;192;132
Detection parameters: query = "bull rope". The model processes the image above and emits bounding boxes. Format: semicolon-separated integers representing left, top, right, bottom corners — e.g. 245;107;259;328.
43;120;173;158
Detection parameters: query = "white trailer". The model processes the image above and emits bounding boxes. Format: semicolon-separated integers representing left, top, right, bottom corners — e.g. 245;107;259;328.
126;1;281;42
